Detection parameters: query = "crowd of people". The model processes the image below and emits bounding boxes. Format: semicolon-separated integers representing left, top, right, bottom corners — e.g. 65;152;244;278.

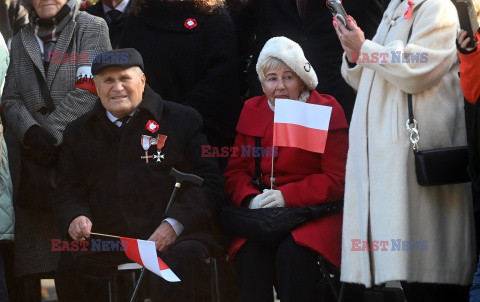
0;0;479;301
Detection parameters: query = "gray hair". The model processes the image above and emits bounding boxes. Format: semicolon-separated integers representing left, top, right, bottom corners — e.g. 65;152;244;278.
257;57;289;84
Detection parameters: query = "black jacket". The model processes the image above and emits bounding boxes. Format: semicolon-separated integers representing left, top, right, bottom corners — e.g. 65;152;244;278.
54;86;225;249
236;0;384;123
86;1;131;48
120;1;241;149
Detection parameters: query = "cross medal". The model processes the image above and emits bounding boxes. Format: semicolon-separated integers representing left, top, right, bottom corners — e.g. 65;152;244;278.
140;134;168;163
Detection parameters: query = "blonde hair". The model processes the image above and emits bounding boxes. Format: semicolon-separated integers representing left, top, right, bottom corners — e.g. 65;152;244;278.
257;57;289;84
131;0;224;15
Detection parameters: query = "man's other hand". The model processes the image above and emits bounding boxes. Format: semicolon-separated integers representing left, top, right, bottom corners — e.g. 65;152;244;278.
68;215;92;241
148;221;178;252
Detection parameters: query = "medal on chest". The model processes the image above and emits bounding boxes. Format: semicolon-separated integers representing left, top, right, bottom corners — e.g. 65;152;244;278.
140;134;168;163
140;120;168;163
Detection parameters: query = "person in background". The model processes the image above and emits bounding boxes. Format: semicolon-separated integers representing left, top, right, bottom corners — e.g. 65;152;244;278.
120;0;241;170
1;0;110;299
224;36;348;302
235;0;384;123
0;31;14;302
456;1;480;301
86;0;131;48
0;0;28;45
336;0;475;301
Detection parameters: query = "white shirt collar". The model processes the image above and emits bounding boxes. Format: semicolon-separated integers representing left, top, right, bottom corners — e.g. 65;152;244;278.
106;110;119;123
103;0;130;14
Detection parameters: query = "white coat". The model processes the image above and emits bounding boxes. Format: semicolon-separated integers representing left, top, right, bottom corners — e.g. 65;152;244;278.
340;0;476;287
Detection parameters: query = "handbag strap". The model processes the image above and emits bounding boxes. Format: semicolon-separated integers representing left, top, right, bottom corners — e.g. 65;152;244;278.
405;24;420;151
34;67;56;114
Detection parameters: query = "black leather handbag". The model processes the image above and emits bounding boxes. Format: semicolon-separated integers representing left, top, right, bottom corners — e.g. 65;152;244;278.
406;93;470;186
221;137;343;246
403;24;469;186
220;200;343;246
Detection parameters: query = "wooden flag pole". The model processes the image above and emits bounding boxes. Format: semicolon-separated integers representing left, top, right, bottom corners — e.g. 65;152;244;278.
90;232;121;239
270;122;276;190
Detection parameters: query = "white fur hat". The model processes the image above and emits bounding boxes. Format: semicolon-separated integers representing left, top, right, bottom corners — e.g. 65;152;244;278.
256;36;318;91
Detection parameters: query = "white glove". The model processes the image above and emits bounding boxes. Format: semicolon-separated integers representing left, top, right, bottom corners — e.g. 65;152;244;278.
259;189;285;208
248;190;272;209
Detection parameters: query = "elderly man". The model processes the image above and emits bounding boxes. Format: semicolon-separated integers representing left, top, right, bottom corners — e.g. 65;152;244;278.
54;48;224;302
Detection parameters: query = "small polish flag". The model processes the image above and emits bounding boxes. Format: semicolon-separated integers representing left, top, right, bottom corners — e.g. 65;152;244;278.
120;237;180;282
273;99;332;153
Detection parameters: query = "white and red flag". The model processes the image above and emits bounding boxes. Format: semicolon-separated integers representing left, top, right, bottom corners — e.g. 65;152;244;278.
120;237;180;282
273;99;332;153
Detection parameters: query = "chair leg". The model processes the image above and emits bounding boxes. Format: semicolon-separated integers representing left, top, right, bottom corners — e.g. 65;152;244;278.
108;280;114;302
206;257;221;302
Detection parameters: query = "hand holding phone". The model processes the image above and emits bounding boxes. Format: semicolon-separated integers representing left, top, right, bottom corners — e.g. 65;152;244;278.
453;0;479;48
327;0;350;30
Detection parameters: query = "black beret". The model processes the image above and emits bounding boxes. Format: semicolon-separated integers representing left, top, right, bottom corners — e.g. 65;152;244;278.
91;48;144;75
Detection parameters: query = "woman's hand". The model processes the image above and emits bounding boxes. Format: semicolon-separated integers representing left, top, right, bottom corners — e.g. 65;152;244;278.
458;29;478;52
248;189;285;208
333;15;366;63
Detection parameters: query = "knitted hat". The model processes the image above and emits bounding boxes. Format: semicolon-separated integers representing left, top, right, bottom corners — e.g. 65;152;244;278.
256;37;318;90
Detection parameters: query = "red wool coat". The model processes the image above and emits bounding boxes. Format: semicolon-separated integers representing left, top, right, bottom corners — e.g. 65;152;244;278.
224;91;348;267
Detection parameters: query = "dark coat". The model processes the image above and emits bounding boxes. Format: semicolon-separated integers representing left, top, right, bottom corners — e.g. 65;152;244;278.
54;86;225;250
86;0;131;49
119;1;241;149
236;0;384;123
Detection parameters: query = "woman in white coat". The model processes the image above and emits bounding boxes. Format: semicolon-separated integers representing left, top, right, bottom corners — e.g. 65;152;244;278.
333;0;475;301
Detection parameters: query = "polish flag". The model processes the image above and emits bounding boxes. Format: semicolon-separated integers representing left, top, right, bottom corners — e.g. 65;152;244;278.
273;99;332;153
120;237;180;282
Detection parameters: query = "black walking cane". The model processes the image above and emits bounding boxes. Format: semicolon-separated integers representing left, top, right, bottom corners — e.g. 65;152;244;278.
129;168;204;302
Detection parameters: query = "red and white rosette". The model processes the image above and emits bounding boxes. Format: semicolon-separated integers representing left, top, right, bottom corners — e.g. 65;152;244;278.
146;120;159;133
184;18;197;30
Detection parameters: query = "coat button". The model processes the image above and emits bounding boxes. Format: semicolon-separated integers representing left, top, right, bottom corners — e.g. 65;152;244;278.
390;20;396;26
37;106;48;115
300;35;307;41
383;14;388;19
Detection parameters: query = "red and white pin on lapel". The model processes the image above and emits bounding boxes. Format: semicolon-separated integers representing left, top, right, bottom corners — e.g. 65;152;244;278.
146;120;159;133
184;18;197;30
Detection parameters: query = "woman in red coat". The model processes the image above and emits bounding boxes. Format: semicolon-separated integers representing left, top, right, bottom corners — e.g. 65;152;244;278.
224;37;349;302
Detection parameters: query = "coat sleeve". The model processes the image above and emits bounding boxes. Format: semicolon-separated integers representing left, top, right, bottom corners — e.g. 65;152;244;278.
278;128;348;207
355;0;459;94
0;33;8;96
458;31;480;104
42;15;111;144
341;52;364;92
54;123;92;239
165;108;225;234
223;132;261;206
2;35;41;142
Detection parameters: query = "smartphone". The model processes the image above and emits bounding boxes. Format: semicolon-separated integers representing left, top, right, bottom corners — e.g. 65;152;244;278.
327;0;350;30
453;0;479;48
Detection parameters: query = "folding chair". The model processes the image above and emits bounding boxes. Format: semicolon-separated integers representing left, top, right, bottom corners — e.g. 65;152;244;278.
108;257;221;302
